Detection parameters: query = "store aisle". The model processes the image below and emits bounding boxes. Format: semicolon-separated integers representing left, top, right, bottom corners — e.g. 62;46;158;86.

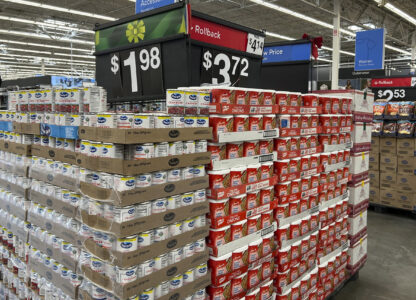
335;210;416;300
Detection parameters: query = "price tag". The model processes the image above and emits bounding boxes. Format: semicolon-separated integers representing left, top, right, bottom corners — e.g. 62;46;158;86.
246;33;264;56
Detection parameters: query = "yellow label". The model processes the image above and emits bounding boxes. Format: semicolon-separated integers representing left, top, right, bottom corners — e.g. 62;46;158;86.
360;238;363;245
362;181;365;187
362;153;365;160
360;211;363;217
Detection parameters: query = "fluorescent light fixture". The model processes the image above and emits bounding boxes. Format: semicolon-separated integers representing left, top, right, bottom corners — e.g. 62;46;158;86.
322;46;355;57
0;46;51;55
385;44;411;55
54;53;95;59
347;25;362;31
0;15;94;34
374;0;416;26
363;23;376;29
0;29;94;45
264;31;295;41
4;0;116;21
0;53;95;65
0;39;92;53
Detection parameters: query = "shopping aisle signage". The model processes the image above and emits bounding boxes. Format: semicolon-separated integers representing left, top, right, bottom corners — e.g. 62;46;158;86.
371;77;416;87
262;42;311;63
136;0;176;14
373;87;416;101
355;29;385;71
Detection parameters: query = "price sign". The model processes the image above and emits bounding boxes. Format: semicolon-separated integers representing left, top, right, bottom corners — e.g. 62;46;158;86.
246;33;264;56
201;49;250;84
373;87;416;101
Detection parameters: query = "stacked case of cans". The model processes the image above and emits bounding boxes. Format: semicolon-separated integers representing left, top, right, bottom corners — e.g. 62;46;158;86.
316;90;373;281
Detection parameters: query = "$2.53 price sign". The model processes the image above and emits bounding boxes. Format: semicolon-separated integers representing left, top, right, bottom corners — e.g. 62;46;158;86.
201;49;250;85
376;88;406;101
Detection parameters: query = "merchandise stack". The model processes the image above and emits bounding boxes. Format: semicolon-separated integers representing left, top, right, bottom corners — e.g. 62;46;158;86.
316;90;373;279
370;101;416;211
0;87;213;300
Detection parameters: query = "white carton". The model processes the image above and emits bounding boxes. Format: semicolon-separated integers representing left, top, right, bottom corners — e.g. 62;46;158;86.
315;90;374;114
348;235;367;267
350;152;369;175
348;209;367;236
352;123;372;145
348;179;370;206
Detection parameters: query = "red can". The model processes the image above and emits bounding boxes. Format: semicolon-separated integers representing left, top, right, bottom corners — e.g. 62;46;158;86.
248;91;260;105
330;134;338;145
319;135;330;146
263;114;277;130
247;215;261;234
260;162;273;180
301;115;310;128
319;115;331;127
291;179;300;194
319;97;332;114
289;158;300;173
229;194;247;214
210;115;234;139
311;115;319;127
276;93;289;106
290;115;301;129
331;97;340;114
259;139;273;155
300;156;310;171
290;137;299;150
303;94;319;107
299;136;308;149
243;140;259;157
233;114;249;132
246;164;260;183
338;133;345;144
289;201;299;216
275;137;291;152
310;135;318;147
226;142;243;159
249;114;263;131
230;166;247;187
207;143;226;161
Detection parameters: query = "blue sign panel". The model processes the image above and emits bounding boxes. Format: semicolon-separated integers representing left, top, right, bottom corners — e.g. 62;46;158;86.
355;29;385;71
262;43;311;64
136;0;176;14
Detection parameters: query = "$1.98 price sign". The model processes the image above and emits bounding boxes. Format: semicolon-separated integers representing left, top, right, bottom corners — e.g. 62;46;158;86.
201;49;250;85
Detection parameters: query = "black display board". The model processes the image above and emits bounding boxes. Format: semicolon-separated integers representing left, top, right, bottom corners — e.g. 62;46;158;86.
372;87;416;101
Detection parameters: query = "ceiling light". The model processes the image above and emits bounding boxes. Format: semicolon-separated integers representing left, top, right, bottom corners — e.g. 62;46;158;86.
4;0;116;21
0;29;94;45
347;25;362;31
0;46;51;55
0;53;95;65
54;53;95;59
0;39;92;53
374;0;416;26
264;31;295;41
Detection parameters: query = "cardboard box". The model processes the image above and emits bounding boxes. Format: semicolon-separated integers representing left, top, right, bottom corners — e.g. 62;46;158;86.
81;201;209;237
379;171;396;188
30;168;78;192
80;176;208;206
84;225;209;268
350;152;369;175
380;137;396;154
348;179;370;206
368;170;379;187
396;173;416;192
348;235;367;267
79;126;213;144
0;140;31;156
82;250;209;299
396;139;415;156
379;154;397;172
371;136;380;153
0;160;29;177
0;198;27;221
0;213;28;242
369;153;379;171
397;156;416;174
369;187;380;203
348;209;367;236
0;177;29;199
351;123;372;145
396;192;416;211
379;188;397;207
29;189;78;220
12;122;40;135
75;152;211;176
31;145;77;165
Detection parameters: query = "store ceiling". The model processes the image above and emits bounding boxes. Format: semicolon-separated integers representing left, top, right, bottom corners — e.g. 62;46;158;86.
0;0;415;80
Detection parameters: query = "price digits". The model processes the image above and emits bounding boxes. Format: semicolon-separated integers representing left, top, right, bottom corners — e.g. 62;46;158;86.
377;89;405;101
248;36;264;54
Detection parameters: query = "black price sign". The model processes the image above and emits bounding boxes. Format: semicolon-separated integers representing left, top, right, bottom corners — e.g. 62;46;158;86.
373;87;416;101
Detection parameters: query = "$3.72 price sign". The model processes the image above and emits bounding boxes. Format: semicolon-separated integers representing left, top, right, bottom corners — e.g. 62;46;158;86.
97;44;164;99
201;49;250;85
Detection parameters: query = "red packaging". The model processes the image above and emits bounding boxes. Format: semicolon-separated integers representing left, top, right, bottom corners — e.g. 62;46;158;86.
345;132;351;143
211;89;232;103
319;135;330;146
320;97;332;114
291;179;300;194
274;204;289;219
299;260;307;275
208;143;226;161
320;115;331;127
344;150;350;161
290;264;299;282
276;93;289;106
275;225;289;245
231;220;247;241
311;115;319;127
331;97;340;114
209;199;229;218
209;253;232;277
341;98;349;114
261;210;273;228
300;156;310;171
330;153;337;165
290;221;301;239
331;115;339;127
336;169;343;180
341;183;347;195
340;116;346;127
310;195;319;208
301;177;310;192
249;115;263;131
207;282;231;300
346;115;352;126
290;137;299;150
233;114;249;132
246;164;260;183
291;283;300;299
231;273;247;297
260;187;273;205
275;138;291;151
301;115;310;128
230;166;247;187
232;246;248;270
208;169;230;189
277;247;291;271
327;206;335;220
300;238;309;255
290;115;300;129
275;270;289;289
288;93;301;106
310;135;318;147
248;240;262;263
263;91;276;105
300;198;308;212
248;91;260;105
243;140;259;157
226;142;243;159
276;160;290;176
262;233;273;256
301;218;310;235
330;134;338;145
318;264;327;281
234;90;247;105
337;151;344;162
300;277;309;295
246;191;259;209
210;115;234;139
320;153;329;166
299;136;308;149
291;241;301;263
310;213;318;230
259;139;273;155
263;114;277;130
303;94;319;106
338;133;345;144
289;201;299;216
327;189;334;200
310;233;318;249
335;219;342;233
261;262;272;280
342;200;348;213
260;162;273;180
311;175;319;188
229;194;247;215
247;266;261;289
276;182;290;197
247;215;261;234
208;226;230;247
343;167;349;179
289;158;300;173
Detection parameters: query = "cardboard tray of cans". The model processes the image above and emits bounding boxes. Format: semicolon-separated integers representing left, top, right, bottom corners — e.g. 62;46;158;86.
280;227;319;249
0;214;28;242
278;263;316;295
79;176;208;206
211;152;276;171
12;122;41;135
29;255;79;299
279;165;323;183
75;151;211;176
318;242;348;265
30;168;78;192
82;249;210;299
84;225;209;268
0;161;29;177
207;176;278;200
209;222;277;257
279;106;322;115
279;127;322;137
324;160;350;172
29;232;78;272
276;146;323;160
320;193;349;211
29;189;79;220
0;198;27;222
80;201;209;238
31;144;77;165
27;211;86;247
208;199;279;229
81;272;212;300
323;142;352;153
0;178;30;199
79;126;213;144
209;103;280;115
216;129;279;143
321;126;352;134
0;141;31;156
276;205;319;228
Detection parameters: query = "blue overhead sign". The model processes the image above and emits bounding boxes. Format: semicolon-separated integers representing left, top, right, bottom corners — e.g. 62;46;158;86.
355;28;385;71
136;0;176;14
262;43;311;64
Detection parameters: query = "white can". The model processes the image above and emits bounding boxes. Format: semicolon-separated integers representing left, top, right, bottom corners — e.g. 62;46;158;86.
182;166;194;180
196;116;209;128
136;201;152;218
195;140;208;153
195;263;208;278
151;198;167;214
183;140;196;154
138;231;154;248
115;266;137;284
41;136;50;147
89;142;101;157
115;235;138;253
114;176;136;192
101;143;124;159
167;169;182;182
183;243;195;258
169;221;183;237
154;253;169;271
63;139;75;152
170;274;184;290
193;165;206;177
155;281;169;298
66;114;81;126
134;143;154;160
183;217;195;232
135;173;152;188
184;267;195;283
152;171;167;185
117;113;134;128
167;195;181;210
99;172;114;189
194;238;206;253
194;189;206;203
168;141;183;156
195;215;207;228
139;288;155;300
80;140;90;154
154;115;172;128
154;225;169;242
113;205;136;223
96;113;117;128
90;257;105;273
133;114;154;129
138;259;155;277
33;135;41;145
181;192;194;206
193;289;207;300
172;116;184;128
184;116;196;128
155;142;169;157
168;248;184;265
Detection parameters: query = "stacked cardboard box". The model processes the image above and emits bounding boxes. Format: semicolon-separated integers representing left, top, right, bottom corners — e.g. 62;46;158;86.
370;136;416;211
